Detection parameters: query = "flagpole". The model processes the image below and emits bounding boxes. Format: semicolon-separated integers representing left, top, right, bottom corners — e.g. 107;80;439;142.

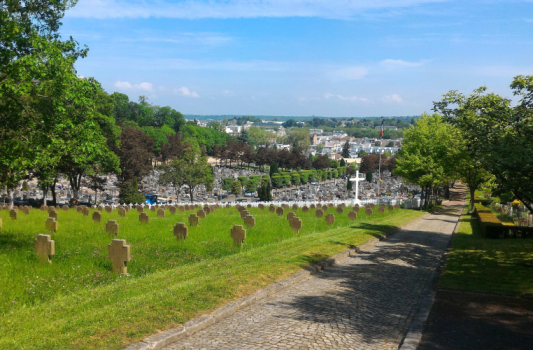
377;117;384;204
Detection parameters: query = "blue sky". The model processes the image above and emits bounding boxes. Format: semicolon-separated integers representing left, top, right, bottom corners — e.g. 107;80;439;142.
62;0;533;117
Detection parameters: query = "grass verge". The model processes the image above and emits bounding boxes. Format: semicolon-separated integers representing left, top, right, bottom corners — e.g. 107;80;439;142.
0;207;423;350
438;206;533;296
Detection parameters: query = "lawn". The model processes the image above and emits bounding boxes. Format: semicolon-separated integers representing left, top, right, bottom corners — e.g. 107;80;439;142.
0;205;423;349
438;206;533;296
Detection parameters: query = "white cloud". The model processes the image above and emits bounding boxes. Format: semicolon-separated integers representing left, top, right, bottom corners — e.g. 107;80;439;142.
326;66;368;82
325;93;368;102
175;87;200;98
382;94;403;103
67;0;446;20
525;18;533;23
380;59;428;68
114;81;153;91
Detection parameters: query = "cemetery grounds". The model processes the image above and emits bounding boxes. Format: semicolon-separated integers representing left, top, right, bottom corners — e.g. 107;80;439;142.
0;205;424;349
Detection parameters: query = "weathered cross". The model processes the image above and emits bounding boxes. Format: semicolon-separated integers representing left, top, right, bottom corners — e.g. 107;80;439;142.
157;208;165;218
276;207;284;217
315;209;323;218
325;213;335;225
93;211;102;223
45;217;58;232
231;225;246;247
197;209;206;218
139;212;150;223
34;234;55;263
189;213;199;226
106;220;119;236
108;239;131;274
290;217;302;234
244;215;255;228
174;222;188;241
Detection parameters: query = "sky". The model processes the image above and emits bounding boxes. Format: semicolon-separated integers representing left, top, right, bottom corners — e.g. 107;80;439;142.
61;0;533;117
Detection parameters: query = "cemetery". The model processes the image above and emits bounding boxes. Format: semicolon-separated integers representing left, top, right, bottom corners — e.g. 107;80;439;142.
0;202;423;349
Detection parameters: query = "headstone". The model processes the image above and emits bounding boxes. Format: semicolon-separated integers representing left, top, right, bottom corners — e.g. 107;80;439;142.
157;208;165;218
82;207;89;216
282;204;289;210
98;206;104;211
247;204;252;209
378;206;385;214
48;211;58;220
197;209;206;218
106;220;119;236
45;217;58;232
93;211;102;223
269;205;275;212
40;205;48;211
22;206;30;215
76;206;83;213
322;205;328;211
348;211;357;220
365;208;373;216
124;206;130;213
258;204;264;210
204;207;211;215
105;206;112;213
179;206;185;212
137;206;144;213
231;225;246;247
108;239;131;274
139;212;149;223
34;234;55;263
353;205;360;212
292;204;298;210
302;206;309;213
325;213;335;225
10;209;18;220
286;212;295;221
150;206;156;212
173;222;188;241
310;204;316;209
287;215;301;233
394;204;400;209
185;205;190;210
328;203;334;208
189;213;199;226
276;207;284;217
388;205;394;211
118;208;126;217
244;215;256;228
315;209;324;218
226;204;231;209
336;206;343;214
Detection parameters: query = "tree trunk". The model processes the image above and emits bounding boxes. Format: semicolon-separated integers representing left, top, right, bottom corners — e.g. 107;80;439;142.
7;188;13;209
470;186;475;212
50;180;57;206
42;186;48;206
189;187;194;203
69;173;82;199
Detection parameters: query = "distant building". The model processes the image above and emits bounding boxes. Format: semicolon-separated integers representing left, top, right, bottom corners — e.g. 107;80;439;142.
309;129;323;134
374;126;398;130
225;125;243;135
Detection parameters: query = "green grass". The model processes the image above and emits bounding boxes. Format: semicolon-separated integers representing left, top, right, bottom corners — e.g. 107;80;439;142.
439;206;533;295
0;205;423;349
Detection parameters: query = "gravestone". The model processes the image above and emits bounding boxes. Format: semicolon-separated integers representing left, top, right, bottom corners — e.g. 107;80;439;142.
258;204;264;210
230;225;246;247
394;204;400;209
244;215;256;228
189;213;199;226
76;206;83;213
353;205;360;212
197;209;206;218
137;206;144;213
98;206;104;212
173;222;188;241
48;211;58;220
302;206;309;213
322;205;328;211
169;206;176;214
34;234;55;263
378;206;385;214
150;206;156;212
157;208;165;218
325;213;335;225
328;203;334;208
348;211;357;221
286;211;295;221
108;239;131;274
269;205;275;212
226;204;231;209
240;210;249;219
118;208;126;217
40;205;48;211
204;207;211;215
290;217;302;234
185;205;190;210
179;206;185;212
10;209;18;220
276;207;284;217
124;206;130;213
139;212;149;223
45;217;58;232
22;206;30;215
93;211;102;223
282;204;289;210
336;206;343;214
310;204;316;209
365;208;373;216
315;209;324;218
82;207;89;216
247;204;252;209
388;205;394;211
292;204;298;210
106;220;119;236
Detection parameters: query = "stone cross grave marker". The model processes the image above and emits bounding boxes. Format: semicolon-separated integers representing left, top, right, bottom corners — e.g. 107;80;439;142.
93;211;102;223
45;217;58;232
189;213;199;226
226;204;231;209
292;204;298;210
34;234;55;263
348;211;357;221
310;204;316;209
108;239;131;274
98;206;104;211
365;208;373;216
302;206;309;213
139;212;149;223
336;206;343;214
286;211;295;221
244;215;255;228
169;206;176;214
388;205;394;211
378;206;385;214
258;204;264;210
105;206;112;213
269;205;275;212
290;217;302;234
204;207;211;215
231;225;246;247
82;207;89;216
106;220;119;236
174;222;188;241
315;208;323;218
157;208;165;218
240;210;249;219
353;205;360;212
322;205;328;211
276;207;284;217
197;209;206;218
325;213;335;225
179;206;185;212
137;205;144;213
118;208;126;217
394;204;400;209
150;206;156;212
10;208;17;220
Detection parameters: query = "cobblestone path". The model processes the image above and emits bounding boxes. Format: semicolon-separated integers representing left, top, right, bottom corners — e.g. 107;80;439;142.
164;201;464;350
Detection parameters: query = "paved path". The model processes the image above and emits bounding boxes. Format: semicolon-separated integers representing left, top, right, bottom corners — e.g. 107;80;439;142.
164;201;464;350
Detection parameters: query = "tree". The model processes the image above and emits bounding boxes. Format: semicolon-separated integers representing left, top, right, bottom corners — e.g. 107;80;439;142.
245;179;257;194
434;76;533;213
366;172;373;182
168;146;213;202
231;180;242;196
269;162;279;177
257;179;272;201
312;155;330;169
119;178;145;204
339;159;346;167
87;172;107;205
341;141;350;158
347;178;353;190
285;129;310;150
358;150;367;157
248;126;271;146
359;154;380;174
161;133;185;164
115;127;155;182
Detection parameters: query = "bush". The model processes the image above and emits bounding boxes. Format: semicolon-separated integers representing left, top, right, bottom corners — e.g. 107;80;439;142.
222;177;234;191
271;175;283;188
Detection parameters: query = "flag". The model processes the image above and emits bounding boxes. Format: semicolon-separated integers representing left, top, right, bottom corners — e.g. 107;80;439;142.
379;117;384;138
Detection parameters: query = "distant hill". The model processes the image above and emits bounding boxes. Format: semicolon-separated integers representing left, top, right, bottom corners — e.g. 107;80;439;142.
184;115;419;121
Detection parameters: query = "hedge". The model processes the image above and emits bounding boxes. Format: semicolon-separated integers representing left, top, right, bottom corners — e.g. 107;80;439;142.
474;203;533;238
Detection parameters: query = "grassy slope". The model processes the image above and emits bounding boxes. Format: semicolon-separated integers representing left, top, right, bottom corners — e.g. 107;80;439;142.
0;207;423;349
438;206;533;296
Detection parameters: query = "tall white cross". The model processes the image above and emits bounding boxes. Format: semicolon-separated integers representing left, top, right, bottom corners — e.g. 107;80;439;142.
349;170;366;205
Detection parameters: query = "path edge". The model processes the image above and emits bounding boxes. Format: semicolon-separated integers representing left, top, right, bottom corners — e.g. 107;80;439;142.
124;211;430;350
398;198;466;350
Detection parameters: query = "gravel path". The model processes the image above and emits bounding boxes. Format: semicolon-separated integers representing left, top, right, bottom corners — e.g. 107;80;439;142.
163;201;464;350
